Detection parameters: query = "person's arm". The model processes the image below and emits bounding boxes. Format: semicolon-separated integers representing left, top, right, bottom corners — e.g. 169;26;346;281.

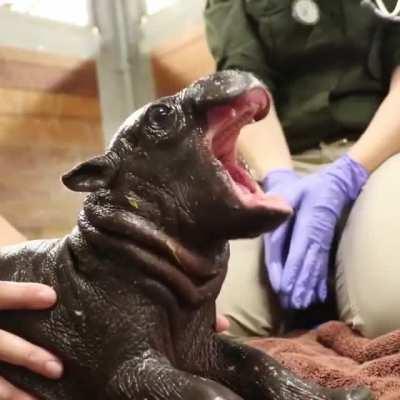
241;65;400;180
263;65;400;309
0;216;26;246
348;65;400;171
353;20;400;170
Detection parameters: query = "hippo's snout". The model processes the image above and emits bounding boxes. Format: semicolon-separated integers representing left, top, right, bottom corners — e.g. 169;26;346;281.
187;70;270;119
184;70;293;236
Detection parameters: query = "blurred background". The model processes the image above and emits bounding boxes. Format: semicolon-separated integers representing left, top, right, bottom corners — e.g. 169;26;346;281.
0;0;214;239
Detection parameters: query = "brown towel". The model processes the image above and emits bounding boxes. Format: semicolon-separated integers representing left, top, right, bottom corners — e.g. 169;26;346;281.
249;321;400;399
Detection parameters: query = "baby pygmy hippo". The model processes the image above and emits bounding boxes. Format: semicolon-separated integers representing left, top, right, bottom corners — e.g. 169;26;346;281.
0;71;373;400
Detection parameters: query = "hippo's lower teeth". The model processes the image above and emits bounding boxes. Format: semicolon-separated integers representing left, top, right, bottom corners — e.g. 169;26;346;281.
237;153;257;181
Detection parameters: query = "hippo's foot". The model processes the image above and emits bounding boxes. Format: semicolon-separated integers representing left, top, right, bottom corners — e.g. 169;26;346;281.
181;376;244;400
260;364;374;400
205;336;375;400
257;370;374;400
106;352;244;400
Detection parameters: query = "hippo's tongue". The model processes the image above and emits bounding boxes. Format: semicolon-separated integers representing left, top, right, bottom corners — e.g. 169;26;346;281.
207;88;292;214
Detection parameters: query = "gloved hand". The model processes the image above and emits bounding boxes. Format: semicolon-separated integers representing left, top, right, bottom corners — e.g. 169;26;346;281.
263;154;369;309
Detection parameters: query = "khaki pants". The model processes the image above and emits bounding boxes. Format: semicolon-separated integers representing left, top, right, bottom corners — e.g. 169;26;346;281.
217;141;400;339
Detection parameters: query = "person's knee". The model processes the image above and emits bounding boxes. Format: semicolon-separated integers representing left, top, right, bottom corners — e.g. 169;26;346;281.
336;154;400;338
361;305;400;338
337;279;400;338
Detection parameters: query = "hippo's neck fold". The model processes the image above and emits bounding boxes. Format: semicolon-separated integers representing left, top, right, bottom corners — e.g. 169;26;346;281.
72;203;229;308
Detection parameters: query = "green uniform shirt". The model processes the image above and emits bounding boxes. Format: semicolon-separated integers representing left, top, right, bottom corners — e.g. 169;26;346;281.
205;0;400;153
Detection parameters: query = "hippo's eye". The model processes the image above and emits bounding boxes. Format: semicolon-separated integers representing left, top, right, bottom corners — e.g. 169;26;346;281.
146;104;176;131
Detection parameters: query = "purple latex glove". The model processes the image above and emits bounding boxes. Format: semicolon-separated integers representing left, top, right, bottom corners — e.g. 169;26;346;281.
263;154;369;309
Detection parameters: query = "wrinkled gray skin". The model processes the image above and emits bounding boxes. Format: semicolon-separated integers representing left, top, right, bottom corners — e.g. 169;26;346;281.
0;71;373;400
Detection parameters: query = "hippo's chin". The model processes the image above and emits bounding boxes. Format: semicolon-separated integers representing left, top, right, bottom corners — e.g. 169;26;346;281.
206;85;293;223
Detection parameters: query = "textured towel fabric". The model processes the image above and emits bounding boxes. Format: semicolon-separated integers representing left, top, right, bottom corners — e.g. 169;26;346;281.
249;321;400;400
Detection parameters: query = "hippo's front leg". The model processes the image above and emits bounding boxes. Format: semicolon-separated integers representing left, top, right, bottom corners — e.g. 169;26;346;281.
105;349;243;400
204;336;373;400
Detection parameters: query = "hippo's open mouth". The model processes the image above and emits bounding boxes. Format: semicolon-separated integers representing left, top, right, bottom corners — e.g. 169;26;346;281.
206;87;292;215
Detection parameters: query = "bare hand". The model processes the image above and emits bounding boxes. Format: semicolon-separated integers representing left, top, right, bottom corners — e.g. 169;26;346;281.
0;282;63;400
215;314;230;333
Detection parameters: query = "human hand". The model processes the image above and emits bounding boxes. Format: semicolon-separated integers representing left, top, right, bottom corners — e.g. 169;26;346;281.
263;155;369;309
0;282;63;400
215;314;230;333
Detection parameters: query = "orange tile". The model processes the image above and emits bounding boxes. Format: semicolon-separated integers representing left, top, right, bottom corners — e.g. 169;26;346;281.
0;88;21;115
59;94;101;119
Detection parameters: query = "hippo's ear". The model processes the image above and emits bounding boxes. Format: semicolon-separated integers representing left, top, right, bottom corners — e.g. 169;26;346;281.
62;153;119;192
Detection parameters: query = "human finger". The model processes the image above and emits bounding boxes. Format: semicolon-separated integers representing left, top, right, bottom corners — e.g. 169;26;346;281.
0;282;56;310
215;315;230;333
0;330;62;380
280;222;309;297
265;220;292;292
317;261;329;302
291;243;320;309
304;248;328;308
0;376;38;400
